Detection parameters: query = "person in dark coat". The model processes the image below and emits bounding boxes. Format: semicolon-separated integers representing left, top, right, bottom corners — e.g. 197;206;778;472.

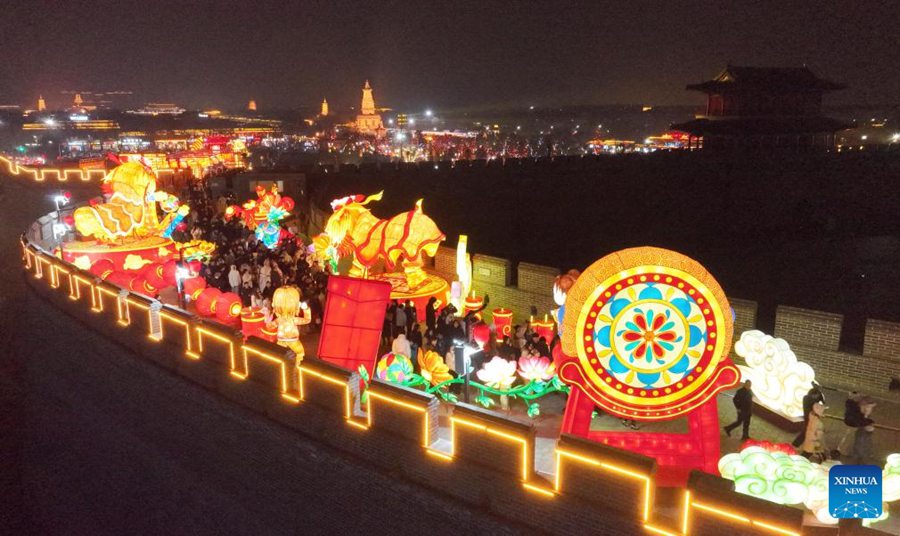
425;297;437;332
792;383;825;447
724;380;753;440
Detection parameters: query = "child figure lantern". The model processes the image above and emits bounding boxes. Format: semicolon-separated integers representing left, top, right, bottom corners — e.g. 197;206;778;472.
269;286;311;359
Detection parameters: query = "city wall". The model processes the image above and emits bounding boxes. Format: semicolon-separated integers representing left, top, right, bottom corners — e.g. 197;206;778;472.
427;245;899;396
22;211;886;536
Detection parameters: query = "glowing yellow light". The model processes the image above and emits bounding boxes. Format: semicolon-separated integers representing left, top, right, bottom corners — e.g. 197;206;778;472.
366;390;430;447
691;501;749;524
451;416;530;482
522;482;555;498
195;326;236;368
159;310;196;357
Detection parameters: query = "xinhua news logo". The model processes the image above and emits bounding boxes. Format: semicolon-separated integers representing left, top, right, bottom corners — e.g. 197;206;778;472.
829;465;882;519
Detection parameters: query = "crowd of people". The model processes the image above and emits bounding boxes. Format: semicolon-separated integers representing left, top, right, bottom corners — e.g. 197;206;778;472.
382;296;559;375
725;380;881;465
176;181;328;328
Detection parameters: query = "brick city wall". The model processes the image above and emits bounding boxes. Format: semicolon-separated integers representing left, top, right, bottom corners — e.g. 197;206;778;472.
24;221;885;536
430;247;899;394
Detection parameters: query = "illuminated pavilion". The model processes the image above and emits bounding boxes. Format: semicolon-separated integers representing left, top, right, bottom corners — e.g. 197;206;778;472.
672;65;851;152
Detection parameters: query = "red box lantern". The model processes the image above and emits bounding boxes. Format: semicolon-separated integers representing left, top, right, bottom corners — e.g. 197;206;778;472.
492;307;513;343
463;291;484;318
317;276;392;374
531;314;555;347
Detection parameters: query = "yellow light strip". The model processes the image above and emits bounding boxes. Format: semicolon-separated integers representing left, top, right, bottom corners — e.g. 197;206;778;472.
0;155;179;183
366;391;430;447
644;524;679;536
195;326;235;369
241;345;293;396
751;520;800;536
159;310;195;357
556;448;652;522
682;490;691;534
691;501;749;524
298;366;356;422
451;416;530;481
522;482;555;498
426;449;453;461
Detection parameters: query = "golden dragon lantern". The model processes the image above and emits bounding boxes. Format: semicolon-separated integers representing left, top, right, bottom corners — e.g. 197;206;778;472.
314;191;445;289
73;161;188;243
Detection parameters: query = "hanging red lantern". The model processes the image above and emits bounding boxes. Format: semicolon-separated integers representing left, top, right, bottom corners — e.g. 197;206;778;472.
105;271;131;288
89;258;115;279
182;277;207;301
471;321;490;349
492;308;513;343
280;196;295;212
161;260;179;286
215;292;243;323
195;287;222;316
144;264;167;289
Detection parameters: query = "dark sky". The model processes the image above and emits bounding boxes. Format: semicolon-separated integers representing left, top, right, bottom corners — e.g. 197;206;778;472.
1;0;898;111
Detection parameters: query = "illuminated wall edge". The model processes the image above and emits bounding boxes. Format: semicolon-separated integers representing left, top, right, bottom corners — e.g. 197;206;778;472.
20;215;873;536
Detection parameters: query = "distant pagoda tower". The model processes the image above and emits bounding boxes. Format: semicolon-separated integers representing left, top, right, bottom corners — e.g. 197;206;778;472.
356;80;384;135
248;99;257;111
320;97;329;117
37;95;46;111
361;80;375;115
73;93;83;107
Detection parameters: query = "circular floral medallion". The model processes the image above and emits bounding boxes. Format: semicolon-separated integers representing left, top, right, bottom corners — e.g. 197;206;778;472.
559;247;736;419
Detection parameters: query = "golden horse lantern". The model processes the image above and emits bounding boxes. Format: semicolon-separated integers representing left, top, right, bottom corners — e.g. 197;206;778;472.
314;192;445;289
269;286;311;358
74;162;188;243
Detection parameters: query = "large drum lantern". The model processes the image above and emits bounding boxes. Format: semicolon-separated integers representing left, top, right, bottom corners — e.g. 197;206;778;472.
556;247;740;487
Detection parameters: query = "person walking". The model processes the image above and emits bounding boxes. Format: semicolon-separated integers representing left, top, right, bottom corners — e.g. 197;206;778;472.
801;401;828;463
849;397;877;465
724;380;753;440
793;383;825;447
228;264;241;295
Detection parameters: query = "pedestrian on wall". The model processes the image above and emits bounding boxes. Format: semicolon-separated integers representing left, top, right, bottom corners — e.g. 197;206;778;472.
792;382;825;447
849;397;877;465
724;380;753;440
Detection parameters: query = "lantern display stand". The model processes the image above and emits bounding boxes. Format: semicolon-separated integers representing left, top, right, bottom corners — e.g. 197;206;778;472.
373;271;450;319
556;247;740;488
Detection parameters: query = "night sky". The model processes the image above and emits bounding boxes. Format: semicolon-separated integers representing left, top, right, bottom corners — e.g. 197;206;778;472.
1;0;898;111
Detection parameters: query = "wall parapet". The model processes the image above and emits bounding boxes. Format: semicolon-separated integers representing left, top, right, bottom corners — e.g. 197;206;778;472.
20;208;889;536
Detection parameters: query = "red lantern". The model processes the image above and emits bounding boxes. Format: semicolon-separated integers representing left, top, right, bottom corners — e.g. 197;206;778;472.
464;291;484;318
492;308;513;343
240;306;266;339
530;314;555;350
182;277;207;301
195;287;222;316
144;264;167;289
175;222;187;232
215;292;243;323
89;258;115;279
105;271;131;288
63;215;75;227
471;321;490;349
161;260;179;286
280;196;295;211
